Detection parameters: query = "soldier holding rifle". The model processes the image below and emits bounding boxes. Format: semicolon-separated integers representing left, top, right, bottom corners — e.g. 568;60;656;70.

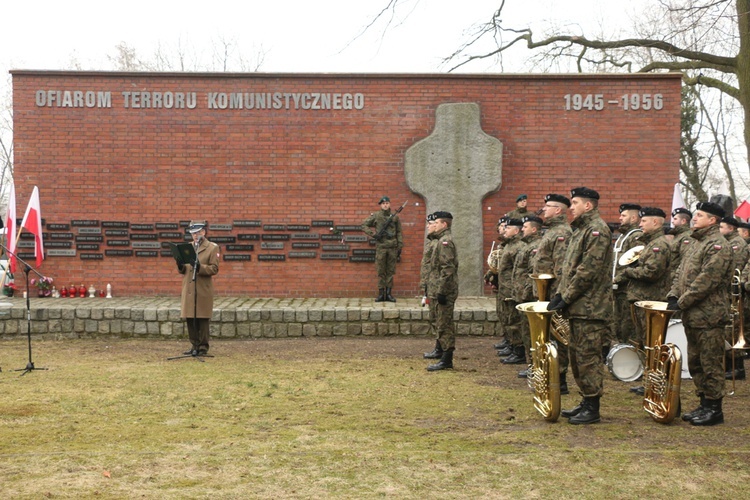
361;196;404;302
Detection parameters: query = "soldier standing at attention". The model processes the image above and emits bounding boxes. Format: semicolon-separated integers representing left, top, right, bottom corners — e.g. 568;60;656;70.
611;203;642;348
497;219;527;365
421;213;443;360
361;196;403;302
668;208;693;283
548;187;613;425
719;216;749;381
506;194;529;220
668;202;732;426
424;211;459;371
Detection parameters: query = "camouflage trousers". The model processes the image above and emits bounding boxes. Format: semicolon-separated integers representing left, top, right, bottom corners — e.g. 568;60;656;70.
684;323;726;400
375;246;398;289
503;300;522;347
611;290;635;344
431;298;456;350
494;294;508;340
568;318;607;397
630;301;647;348
553;335;569;375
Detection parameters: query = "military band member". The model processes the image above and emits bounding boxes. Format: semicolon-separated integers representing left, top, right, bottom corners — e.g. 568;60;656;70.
178;220;220;356
548;187;613;425
611;203;642;347
497;219;527;365
505;194;529;220
668;207;693;282
512;215;543;378
486;217;510;352
361;196;403;302
719;216;749;380
424;211;459;371
534;193;572;394
738;221;750;243
668;202;732;426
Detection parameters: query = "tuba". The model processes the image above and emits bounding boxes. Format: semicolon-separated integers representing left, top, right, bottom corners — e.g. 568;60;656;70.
530;273;570;346
729;269;748;395
634;301;682;424
516;301;560;422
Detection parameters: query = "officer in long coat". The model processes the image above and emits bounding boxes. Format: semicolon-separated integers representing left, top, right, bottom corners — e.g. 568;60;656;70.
179;220;220;356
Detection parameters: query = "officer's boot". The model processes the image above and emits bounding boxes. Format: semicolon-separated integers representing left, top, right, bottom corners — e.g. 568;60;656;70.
682;393;705;422
386;288;396;302
423;340;444;359
690;397;724;426
559;372;569;395
427;348;454;371
568;396;601;425
502;345;526;365
561;398;585;418
375;289;385;302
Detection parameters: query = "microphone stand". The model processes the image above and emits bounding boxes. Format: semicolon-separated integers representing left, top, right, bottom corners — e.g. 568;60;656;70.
0;243;48;376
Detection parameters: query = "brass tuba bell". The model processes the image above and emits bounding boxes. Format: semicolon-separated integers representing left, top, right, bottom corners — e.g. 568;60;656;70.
530;273;570;346
516;301;561;422
634;301;682;424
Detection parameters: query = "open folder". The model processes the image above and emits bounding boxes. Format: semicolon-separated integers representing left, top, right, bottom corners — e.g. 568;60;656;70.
168;242;197;267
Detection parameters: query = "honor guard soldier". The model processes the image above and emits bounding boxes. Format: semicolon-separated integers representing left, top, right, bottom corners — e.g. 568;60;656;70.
548;187;613;425
178;220;220;356
423;211;459;371
505;194;529;220
362;196;404;302
719;216;749;380
668;202;733;426
422;213;442;359
497;219;527;365
486;217;510;352
668;207;693;283
611;203;642;348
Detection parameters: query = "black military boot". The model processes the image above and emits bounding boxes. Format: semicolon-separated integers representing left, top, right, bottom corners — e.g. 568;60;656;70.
385;288;396;302
682;394;705;422
496;345;513;357
601;344;610;364
502;345;526;365
561;399;584;418
690;398;724;426
427;348;454;371
494;338;510;350
517;366;530;378
568;396;601;425
375;289;385;302
725;356;745;380
559;372;569;395
423;340;443;359
629;386;645;396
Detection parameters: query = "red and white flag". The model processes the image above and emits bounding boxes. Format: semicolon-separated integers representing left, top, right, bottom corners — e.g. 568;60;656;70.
20;186;44;267
5;182;16;273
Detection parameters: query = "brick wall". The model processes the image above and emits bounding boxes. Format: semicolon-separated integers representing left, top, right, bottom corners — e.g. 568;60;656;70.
11;71;681;297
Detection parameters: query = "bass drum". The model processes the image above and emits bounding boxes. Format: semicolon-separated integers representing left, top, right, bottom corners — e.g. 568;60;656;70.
606;344;643;382
666;319;691;379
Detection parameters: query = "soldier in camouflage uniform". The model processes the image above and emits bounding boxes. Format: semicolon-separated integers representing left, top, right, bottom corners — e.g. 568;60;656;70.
423;211;459;371
719;216;749;380
361;196;403;302
611;203;642;347
505;194;529;220
485;218;509;351
497;219;527;365
668;208;693;283
534;193;572;393
422;213;443;359
511;215;543;377
548;187;613;425
668;201;732;426
618;207;672;395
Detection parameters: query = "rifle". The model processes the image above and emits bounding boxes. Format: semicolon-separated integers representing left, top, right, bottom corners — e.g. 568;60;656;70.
372;200;408;242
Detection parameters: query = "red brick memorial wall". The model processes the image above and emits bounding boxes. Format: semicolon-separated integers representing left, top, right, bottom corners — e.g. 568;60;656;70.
11;71;681;297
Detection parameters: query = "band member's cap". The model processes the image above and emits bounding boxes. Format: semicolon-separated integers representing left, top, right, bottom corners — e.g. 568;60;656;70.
187;220;207;233
378;196;390;204
695;201;725;218
506;218;523;227
672;207;692;218
570;187;600;200
544;193;571;207
516;194;527;202
639;207;666;218
433;211;453;220
740;222;750;230
619;203;642;213
426;212;437;222
497;216;509;226
522;215;544;225
721;216;740;227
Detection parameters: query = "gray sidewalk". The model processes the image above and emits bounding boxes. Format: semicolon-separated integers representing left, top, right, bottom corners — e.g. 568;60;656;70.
0;296;499;339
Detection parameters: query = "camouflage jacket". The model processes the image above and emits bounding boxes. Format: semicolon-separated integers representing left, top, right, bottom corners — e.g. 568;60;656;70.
726;232;749;274
669;224;732;328
419;232;438;291
621;228;672;302
425;227;459;299
668;225;693;282
361;209;403;249
612;223;643;287
558;209;613;321
496;233;524;299
532;214;571;296
512;232;542;303
505;207;529;220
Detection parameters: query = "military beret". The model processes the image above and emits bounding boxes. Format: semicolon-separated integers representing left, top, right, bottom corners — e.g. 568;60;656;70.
522;215;544;225
433;211;453;220
544;193;571;207
426;213;437;222
639;207;666;218
619;203;642;213
570;187;600;200
516;194;527;202
695;201;725;218
497;216;509;226
739;222;750;230
721;216;740;227
506;218;523;227
378;196;390;204
187;220;207;233
672;207;692;218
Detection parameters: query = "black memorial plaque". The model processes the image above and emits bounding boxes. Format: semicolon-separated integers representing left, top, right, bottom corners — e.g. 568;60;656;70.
76;235;104;243
105;229;128;237
211;224;233;231
311;220;334;227
321;234;345;241
102;221;129;228
156;222;179;230
48;223;70;230
132;242;160;249
234;220;262;227
47;249;76;257
45;241;73;249
291;233;319;240
105;249;133;257
226;245;255;251
107;240;130;247
321;253;349;260
292;242;320;249
287;225;310;231
238;234;260;241
135;251;158;257
159;232;183;240
352;249;376;256
258;254;286;262
131;224;154;231
78;228;102;234
261;242;284;250
131;233;158;240
335;225;363;232
261;234;290;241
77;244;100;250
48;232;74;239
210;236;236;244
263;224;286;231
350;256;376;263
344;235;368;243
71;220;100;227
289;251;317;258
19;233;34;239
224;254;252;261
323;244;349;251
80;253;104;260
160;250;174;257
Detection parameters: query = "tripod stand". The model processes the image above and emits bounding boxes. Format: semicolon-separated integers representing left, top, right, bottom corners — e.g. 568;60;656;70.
1;243;47;375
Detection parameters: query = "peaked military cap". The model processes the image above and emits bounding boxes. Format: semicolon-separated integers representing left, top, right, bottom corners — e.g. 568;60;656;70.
506;218;523;227
672;207;692;218
639;207;666;218
187;220;207;233
695;201;725;218
516;194;527;202
570;187;600;200
433;211;453;220
619;203;642;213
522;215;544;225
721;216;740;227
544;193;571;207
378;196;390;204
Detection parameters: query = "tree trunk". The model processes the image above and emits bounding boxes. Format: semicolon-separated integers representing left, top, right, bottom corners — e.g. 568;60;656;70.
736;0;750;179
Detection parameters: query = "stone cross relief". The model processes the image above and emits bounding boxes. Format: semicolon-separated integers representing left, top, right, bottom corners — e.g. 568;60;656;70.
405;103;503;296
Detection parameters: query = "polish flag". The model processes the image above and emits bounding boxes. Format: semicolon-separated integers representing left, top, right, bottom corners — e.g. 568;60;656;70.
735;200;750;222
5;182;16;273
20;186;44;267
